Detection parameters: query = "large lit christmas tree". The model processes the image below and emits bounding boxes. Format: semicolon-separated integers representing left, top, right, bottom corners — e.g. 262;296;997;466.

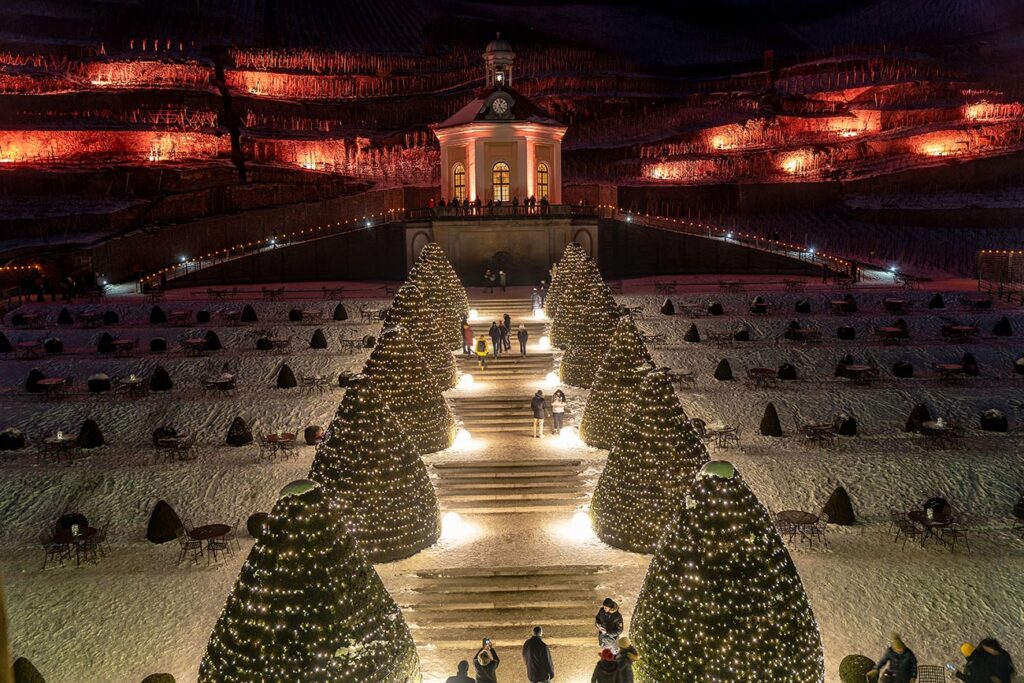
383;283;457;391
363;325;456;454
407;243;468;350
560;278;621;387
544;243;587;319
630;461;825;683
579;316;654;449
199;479;422;683
550;255;609;349
590;370;709;552
309;374;441;563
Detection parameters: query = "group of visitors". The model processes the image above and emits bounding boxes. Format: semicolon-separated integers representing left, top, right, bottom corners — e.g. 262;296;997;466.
531;389;567;437
428;195;550;217
463;313;530;367
868;634;1015;683
445;599;637;683
484;270;508;293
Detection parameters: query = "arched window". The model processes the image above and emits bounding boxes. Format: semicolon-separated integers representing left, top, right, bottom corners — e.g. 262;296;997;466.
492;161;510;202
536;162;549;201
452;163;466;201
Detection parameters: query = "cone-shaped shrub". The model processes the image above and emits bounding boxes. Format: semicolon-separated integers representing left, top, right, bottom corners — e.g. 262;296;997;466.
591;371;709;552
713;358;734;381
309;374;440;562
288;308;303;322
660;298;675;315
631;461;824;683
544;242;587;319
406;243;468;350
103;310;119;325
197;310;210;324
363;326;455;454
203;330;221;351
333;303;348;321
276;364;297;389
928;293;945;309
683;323;700;343
13;657;45;683
822;486;856;525
310;328;329;349
199;479;421;683
893;362;914;379
383;283;457;390
580;317;654;449
993;316;1012;336
559;281;620;388
550;257;611;349
149;305;167;324
26;368;45;393
76;419;104;448
0;331;10;353
760;402;783;436
149;366;173;392
226;417;253;446
97;332;114;353
241;304;258;322
146;500;183;544
904;403;933;432
57;308;73;325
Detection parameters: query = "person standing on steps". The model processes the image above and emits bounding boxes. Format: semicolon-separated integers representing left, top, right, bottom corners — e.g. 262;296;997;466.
445;660;475;683
539;281;547;308
474;639;500;683
531;288;542;316
551;390;566;435
596;598;624;652
517;324;529;356
499;270;507;292
463;319;475;356
502;313;512;350
484;269;495;293
488;322;502;358
522;626;555;683
531;390;547;438
616;636;640;683
475;336;490;370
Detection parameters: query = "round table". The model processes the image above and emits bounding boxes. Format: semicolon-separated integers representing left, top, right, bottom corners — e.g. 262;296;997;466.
37;378;66;388
877;326;904;335
776;510;819;526
53;526;99;566
266;433;296;444
189;524;231;541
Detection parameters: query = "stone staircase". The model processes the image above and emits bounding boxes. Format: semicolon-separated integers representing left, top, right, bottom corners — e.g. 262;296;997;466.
432;458;589;514
455;353;553;383
401;564;609;649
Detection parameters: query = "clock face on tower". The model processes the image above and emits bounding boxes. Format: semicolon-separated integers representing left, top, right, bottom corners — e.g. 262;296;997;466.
491;97;509;115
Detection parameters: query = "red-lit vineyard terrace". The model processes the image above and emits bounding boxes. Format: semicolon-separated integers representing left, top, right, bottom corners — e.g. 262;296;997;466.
1;2;1024;683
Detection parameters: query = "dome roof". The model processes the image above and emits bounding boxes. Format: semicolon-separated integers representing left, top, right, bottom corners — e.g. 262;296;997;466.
485;33;513;54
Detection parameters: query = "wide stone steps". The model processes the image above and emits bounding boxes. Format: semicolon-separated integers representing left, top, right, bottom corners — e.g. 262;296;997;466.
433;459;587;512
401;565;608;649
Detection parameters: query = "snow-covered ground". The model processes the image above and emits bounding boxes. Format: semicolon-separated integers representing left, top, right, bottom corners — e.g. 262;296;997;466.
1;279;1023;682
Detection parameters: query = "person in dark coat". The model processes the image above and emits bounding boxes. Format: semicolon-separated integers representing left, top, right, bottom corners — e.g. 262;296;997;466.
474;640;499;683
488;322;502;358
522;626;554;683
951;642;984;683
596;598;624;651
517;324;529;356
531;390;547;438
485;270;495;293
499;320;511;352
616;636;640;683
868;634;918;683
591;649;623;683
445;660;475;683
971;638;1015;683
502;313;512;349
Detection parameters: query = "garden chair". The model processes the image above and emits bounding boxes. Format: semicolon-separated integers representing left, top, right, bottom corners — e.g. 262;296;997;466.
40;530;70;569
176;526;202;564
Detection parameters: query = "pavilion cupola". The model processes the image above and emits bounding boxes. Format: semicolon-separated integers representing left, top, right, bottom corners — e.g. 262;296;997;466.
484;33;515;87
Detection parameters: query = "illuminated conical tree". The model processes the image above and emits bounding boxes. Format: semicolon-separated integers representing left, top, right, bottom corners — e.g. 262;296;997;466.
363;326;455;454
545;243;587;319
309;374;440;563
579;316;654;449
591;370;709;552
408;243;468;350
550;256;608;349
199;479;421;683
631;461;824;683
383;283;457;390
559;280;621;387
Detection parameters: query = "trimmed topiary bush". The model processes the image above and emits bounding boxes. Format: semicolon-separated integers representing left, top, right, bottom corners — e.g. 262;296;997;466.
707;302;724;316
839;654;875;683
823;486;856;525
150;337;167;352
304;425;324;445
905;403;933;433
43;338;63;354
196;310;211;324
103;310;119;325
203;330;221;352
333;303;348;321
759;402;783;437
13;656;46;683
76;419;104;448
713;359;733;381
309;329;328;349
288;308;303;322
795;299;811;313
980;409;1008;432
928;293;945;309
141;675;176;683
276;364;297;389
993;316;1012;336
146;500;183;544
97;332;114;353
837;326;855;340
150;305;167;324
683;324;700;343
150;366;173;392
226;417;253;446
660;298;675;315
893;361;914;378
777;363;797;381
241;304;258;322
57;308;74;325
246;513;269;539
26;369;45;393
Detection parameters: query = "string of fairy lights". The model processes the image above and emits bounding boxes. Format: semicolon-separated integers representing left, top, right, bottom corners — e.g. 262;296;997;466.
199;242;472;682
545;240;825;682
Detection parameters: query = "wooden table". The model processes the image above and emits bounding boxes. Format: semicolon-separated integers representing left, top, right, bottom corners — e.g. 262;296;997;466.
16;341;43;359
78;311;104;328
219;310;241;325
37;377;68;399
201;374;235;393
747;367;777;388
53;526;99;566
264;433;297;457
842;364;874;384
111;339;136;357
181;338;207;356
262;288;285;301
641;333;666;346
934;363;964;381
167;310;191;326
877;326;905;344
207;289;230;300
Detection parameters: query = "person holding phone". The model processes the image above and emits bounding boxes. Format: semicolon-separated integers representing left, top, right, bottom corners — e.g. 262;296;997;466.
866;634;918;683
474;638;499;683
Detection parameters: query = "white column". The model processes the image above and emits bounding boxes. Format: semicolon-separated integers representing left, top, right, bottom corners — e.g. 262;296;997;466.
552;142;563;204
439;144;449;202
516;137;528;201
473;138;487;202
525;138;537;199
